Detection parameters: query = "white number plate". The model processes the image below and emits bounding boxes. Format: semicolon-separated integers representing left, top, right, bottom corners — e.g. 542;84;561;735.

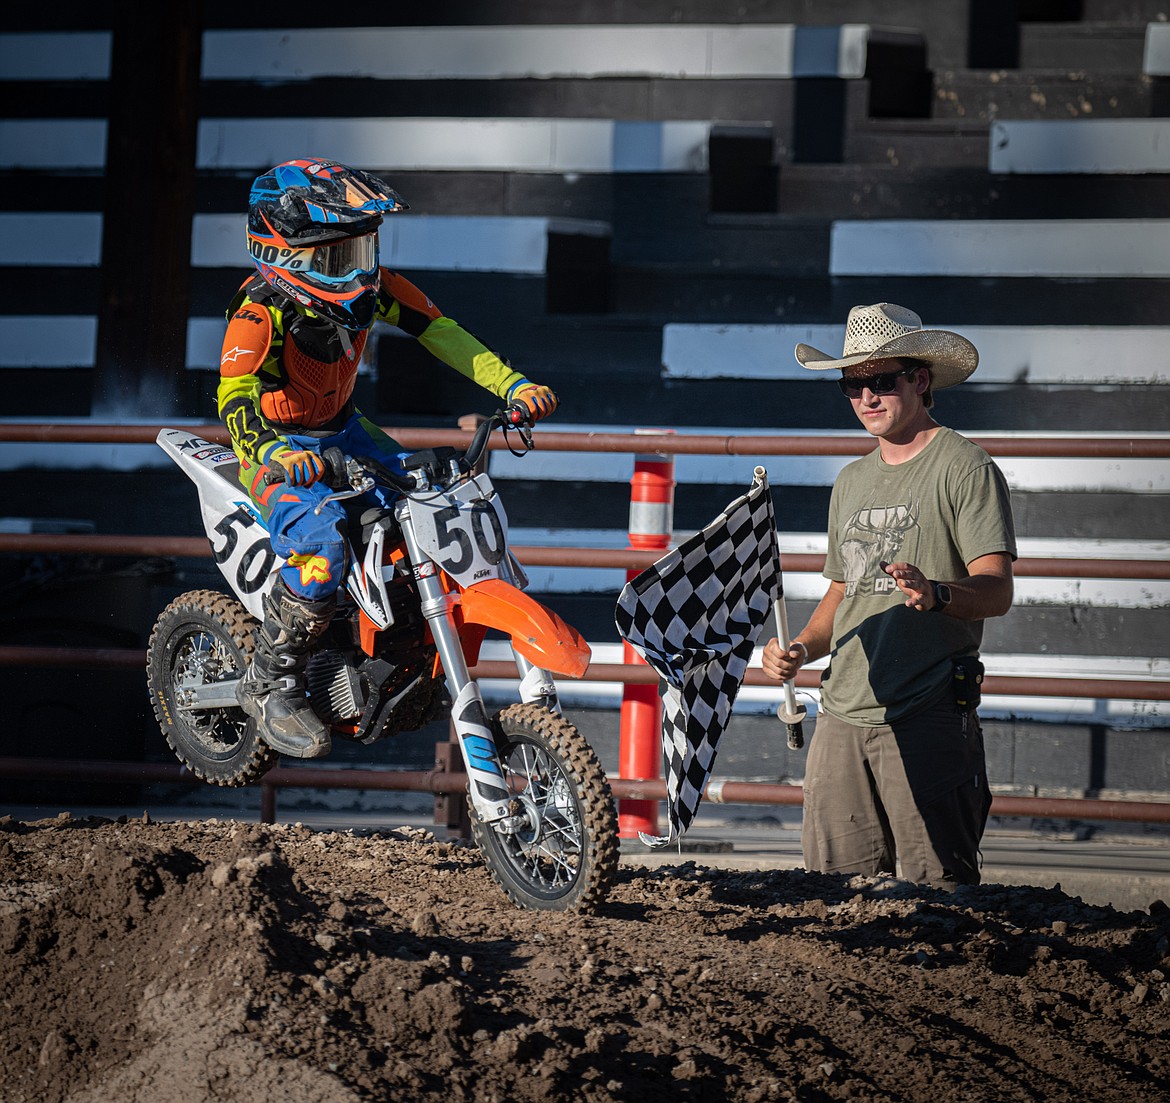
407;474;509;587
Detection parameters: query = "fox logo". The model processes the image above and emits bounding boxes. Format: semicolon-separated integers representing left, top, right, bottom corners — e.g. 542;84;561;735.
286;552;333;587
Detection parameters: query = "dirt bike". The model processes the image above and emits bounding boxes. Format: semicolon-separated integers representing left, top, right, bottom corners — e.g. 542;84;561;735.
146;408;618;912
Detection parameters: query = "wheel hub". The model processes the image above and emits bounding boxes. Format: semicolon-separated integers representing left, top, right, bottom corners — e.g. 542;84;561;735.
505;794;543;843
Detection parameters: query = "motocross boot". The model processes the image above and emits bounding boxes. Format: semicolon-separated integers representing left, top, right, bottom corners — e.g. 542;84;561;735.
237;579;335;758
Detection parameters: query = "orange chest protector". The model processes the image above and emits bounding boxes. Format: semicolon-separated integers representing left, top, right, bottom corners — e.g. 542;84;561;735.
260;318;370;429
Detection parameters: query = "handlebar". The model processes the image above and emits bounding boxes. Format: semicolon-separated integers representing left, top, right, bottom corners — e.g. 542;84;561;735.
259;403;536;494
460;402;535;470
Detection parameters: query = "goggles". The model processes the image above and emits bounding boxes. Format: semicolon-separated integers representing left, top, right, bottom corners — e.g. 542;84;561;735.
310;233;378;281
837;364;920;399
250;231;379;284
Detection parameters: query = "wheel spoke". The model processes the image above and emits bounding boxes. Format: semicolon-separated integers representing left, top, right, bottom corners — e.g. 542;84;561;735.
496;737;586;890
172;627;246;751
149;590;276;787
471;703;617;911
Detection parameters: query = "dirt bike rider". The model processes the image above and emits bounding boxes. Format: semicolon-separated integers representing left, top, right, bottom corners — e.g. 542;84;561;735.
217;157;557;759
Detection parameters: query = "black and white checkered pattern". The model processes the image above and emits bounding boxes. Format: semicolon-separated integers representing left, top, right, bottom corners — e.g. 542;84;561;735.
615;471;779;848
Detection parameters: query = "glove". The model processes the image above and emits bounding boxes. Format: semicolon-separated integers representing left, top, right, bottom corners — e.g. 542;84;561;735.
508;381;558;421
272;449;326;486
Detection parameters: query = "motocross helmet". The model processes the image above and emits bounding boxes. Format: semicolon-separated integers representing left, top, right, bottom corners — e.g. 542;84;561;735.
245;158;408;330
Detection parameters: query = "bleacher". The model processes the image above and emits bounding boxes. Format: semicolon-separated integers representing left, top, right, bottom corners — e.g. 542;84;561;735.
1;2;1167;796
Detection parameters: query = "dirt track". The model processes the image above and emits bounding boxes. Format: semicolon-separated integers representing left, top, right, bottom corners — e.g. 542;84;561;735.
2;813;1168;1103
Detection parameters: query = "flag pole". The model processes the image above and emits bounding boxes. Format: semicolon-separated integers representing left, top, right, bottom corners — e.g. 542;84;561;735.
754;466;807;750
773;591;807;750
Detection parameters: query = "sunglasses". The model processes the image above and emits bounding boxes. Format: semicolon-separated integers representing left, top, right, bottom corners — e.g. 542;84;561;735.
837;365;921;399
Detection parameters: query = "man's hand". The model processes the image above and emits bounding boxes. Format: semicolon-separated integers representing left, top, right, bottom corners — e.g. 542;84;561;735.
273;449;326;486
881;554;1015;619
880;560;934;611
509;381;558;421
762;637;807;683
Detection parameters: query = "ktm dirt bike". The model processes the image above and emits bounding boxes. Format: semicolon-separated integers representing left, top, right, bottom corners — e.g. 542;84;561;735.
146;408;618;912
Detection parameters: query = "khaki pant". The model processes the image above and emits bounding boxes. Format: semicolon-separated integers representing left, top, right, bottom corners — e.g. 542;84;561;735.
801;694;992;887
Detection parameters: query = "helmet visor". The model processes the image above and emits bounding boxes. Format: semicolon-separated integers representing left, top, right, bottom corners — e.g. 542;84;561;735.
310;232;379;282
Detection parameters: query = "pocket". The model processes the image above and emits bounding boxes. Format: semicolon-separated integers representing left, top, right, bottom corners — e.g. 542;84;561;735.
890;698;987;808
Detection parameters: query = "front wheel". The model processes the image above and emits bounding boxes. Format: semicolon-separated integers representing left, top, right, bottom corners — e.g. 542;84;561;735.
147;589;279;786
470;702;619;913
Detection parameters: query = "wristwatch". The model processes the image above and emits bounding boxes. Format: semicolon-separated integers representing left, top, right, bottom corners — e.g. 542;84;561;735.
930;580;952;613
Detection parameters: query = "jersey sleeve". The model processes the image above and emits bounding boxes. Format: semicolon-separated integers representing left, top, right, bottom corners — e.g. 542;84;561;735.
822;465;850;582
952;458;1018;565
376;269;525;399
216;298;291;466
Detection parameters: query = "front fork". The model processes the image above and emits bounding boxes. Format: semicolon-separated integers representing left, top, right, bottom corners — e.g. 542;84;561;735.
418;582;512;825
514;653;562;715
403;523;560;826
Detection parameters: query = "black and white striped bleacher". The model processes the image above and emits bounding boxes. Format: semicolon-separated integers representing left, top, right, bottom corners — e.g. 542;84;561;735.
661;322;1170;385
828;219;1170;275
0;16;928;417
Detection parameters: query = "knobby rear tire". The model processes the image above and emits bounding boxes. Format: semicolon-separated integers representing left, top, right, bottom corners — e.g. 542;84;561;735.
470;702;619;913
147;589;279;787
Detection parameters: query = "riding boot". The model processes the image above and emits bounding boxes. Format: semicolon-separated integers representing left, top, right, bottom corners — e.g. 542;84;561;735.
237;579;335;758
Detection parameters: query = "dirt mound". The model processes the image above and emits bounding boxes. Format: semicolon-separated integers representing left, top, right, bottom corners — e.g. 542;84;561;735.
1;813;1168;1103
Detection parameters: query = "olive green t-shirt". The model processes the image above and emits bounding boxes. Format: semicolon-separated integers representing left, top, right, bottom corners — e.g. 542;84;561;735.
820;427;1016;726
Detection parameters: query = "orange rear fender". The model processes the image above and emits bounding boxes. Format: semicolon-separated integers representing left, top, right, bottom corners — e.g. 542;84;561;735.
458;578;591;679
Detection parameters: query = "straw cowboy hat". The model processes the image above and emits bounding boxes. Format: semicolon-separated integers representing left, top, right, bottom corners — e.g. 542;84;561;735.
795;303;978;390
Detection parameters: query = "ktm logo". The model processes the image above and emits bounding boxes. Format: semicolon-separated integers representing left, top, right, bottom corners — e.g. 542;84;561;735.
286;552;333;586
235;309;264;325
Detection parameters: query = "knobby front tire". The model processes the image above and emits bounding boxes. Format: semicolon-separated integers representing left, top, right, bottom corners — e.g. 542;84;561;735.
470;702;619;913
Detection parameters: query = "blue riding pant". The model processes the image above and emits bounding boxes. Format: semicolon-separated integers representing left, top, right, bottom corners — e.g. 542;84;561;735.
253;415;406;601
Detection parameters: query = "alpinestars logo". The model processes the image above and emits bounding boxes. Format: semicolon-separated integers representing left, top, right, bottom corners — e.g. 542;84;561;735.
221;346;255;365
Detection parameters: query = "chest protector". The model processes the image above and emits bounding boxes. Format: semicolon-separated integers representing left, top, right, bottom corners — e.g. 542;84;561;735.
231;277;370;430
262;313;369;428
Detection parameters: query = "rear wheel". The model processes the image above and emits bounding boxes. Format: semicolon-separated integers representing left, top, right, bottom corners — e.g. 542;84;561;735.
146;589;279;786
470;703;618;913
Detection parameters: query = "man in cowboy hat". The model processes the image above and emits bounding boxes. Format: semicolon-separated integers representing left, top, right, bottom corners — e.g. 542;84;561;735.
762;303;1016;887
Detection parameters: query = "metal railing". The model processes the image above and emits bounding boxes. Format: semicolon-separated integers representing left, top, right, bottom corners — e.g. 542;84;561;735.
2;422;1169;458
3;645;1168;706
0;531;1167;581
3;755;1168;827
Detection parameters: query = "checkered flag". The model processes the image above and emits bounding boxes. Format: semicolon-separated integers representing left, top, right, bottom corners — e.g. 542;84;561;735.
615;468;780;848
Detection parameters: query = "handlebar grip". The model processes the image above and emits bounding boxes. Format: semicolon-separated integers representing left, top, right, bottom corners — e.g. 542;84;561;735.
263;450;344;488
503;402;533;427
321;447;348;489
